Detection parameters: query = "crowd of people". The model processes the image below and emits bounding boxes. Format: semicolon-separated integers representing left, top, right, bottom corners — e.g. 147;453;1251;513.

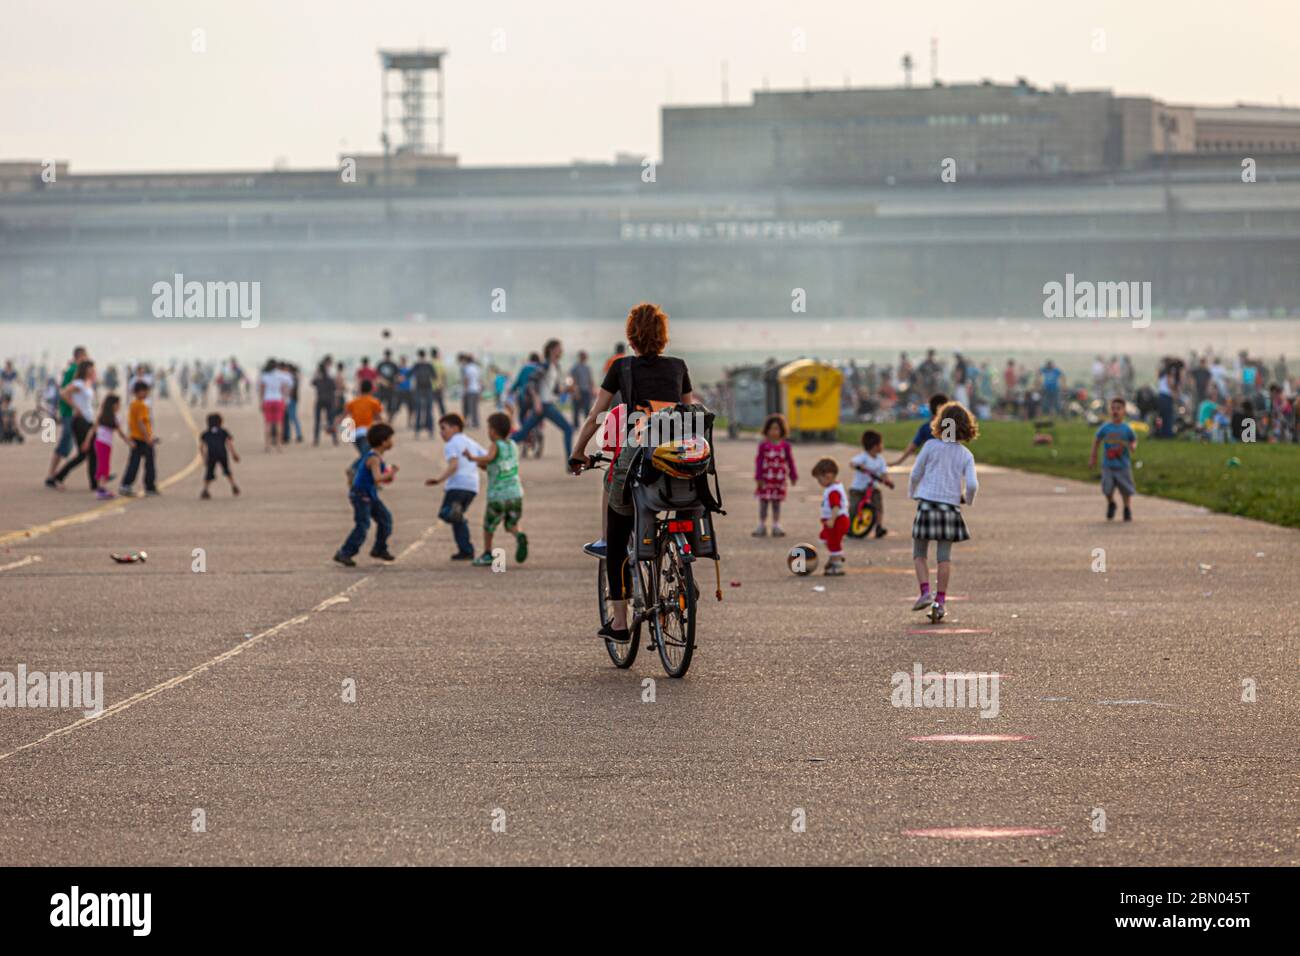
278;345;612;457
9;340;1295;486
2;347;170;497
833;347;1296;441
322;340;626;571
1150;351;1295;442
0;338;619;571
5;310;1298;646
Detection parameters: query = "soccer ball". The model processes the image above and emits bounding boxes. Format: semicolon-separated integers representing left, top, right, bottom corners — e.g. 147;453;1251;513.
787;543;819;576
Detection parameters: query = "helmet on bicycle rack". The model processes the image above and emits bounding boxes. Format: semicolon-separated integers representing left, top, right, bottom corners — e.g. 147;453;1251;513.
650;435;712;479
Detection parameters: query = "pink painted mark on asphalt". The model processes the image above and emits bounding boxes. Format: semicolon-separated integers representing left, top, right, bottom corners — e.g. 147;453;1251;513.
909;734;1033;742
904;826;1062;839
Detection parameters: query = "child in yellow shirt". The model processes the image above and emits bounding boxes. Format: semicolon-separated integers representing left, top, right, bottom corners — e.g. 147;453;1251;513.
119;381;160;496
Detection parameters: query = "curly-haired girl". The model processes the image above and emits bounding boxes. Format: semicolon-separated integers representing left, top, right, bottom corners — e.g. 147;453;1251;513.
907;401;980;622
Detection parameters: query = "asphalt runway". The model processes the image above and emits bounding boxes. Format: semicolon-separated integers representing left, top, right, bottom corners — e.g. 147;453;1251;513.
0;397;1295;865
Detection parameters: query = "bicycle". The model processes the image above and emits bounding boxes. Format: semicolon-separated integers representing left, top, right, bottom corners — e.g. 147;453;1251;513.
19;395;56;437
519;425;545;459
849;486;881;538
580;453;703;678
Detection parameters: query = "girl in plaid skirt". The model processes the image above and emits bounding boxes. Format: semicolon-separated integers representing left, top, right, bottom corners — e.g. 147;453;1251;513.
907;401;980;622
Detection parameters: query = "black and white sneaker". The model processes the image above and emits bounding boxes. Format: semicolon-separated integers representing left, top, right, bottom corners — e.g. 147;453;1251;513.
597;622;631;643
582;540;607;559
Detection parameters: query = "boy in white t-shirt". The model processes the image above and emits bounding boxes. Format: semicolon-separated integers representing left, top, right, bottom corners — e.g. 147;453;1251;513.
426;413;486;560
848;429;895;538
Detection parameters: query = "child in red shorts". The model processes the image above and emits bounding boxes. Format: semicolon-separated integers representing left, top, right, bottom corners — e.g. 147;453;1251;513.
813;457;848;576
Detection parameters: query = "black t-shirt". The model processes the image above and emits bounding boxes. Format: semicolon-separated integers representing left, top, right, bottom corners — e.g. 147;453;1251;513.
410;361;435;390
312;371;336;405
599;355;692;411
377;361;399;387
202;426;231;460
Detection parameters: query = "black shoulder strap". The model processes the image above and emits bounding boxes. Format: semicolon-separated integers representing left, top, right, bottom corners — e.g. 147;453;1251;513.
696;469;726;515
618;356;636;415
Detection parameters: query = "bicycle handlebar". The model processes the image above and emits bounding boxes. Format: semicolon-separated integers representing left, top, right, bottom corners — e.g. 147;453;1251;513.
569;452;608;474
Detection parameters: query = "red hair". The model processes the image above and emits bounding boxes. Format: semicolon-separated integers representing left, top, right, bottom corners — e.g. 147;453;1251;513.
626;302;669;356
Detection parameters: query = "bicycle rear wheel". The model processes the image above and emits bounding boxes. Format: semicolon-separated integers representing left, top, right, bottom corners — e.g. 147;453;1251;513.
19;410;44;435
598;557;639;668
652;541;696;678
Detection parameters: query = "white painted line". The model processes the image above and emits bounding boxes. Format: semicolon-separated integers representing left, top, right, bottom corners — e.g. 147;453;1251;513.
0;555;42;573
0;518;436;764
1097;699;1173;707
395;525;436;562
0;607;317;764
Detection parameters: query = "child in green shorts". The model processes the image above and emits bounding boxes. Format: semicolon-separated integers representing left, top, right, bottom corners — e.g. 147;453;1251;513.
465;411;528;566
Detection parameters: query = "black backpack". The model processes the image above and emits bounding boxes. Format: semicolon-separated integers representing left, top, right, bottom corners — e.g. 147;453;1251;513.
617;359;725;518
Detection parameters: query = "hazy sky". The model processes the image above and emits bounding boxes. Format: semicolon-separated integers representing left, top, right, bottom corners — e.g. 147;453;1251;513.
5;0;1298;173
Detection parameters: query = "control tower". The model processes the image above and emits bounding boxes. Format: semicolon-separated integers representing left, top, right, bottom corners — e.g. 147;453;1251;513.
379;48;447;155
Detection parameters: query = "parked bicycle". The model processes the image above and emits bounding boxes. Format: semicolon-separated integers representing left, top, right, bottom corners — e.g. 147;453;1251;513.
19;393;55;436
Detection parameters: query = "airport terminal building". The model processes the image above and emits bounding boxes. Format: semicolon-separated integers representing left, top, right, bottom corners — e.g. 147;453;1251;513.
662;80;1300;185
3;80;1300;321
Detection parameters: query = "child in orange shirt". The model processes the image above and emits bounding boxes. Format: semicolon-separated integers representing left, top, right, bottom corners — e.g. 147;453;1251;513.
344;379;384;456
119;380;160;497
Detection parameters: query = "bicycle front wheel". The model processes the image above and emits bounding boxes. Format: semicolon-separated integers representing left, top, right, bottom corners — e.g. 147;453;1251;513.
652;542;697;678
851;501;877;537
598;557;639;669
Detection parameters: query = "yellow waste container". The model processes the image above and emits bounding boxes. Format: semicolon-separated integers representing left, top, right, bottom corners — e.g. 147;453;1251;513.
779;360;843;439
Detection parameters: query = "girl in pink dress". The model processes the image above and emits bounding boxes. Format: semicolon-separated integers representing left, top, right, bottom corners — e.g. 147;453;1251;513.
90;393;130;500
754;413;797;537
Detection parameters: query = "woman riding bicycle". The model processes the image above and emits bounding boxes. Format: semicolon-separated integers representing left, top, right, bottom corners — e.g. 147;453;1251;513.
568;303;698;644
